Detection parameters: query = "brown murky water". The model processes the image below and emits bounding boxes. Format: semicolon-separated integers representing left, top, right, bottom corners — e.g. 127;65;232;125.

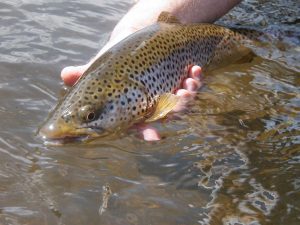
0;0;299;224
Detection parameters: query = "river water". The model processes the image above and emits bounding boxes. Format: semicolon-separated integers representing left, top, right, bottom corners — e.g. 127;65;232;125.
0;0;299;224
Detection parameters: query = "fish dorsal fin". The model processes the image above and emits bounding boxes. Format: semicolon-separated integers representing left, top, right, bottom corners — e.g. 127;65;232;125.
157;11;181;24
145;93;180;123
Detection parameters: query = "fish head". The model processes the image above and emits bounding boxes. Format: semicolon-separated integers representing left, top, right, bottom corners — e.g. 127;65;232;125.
39;76;148;143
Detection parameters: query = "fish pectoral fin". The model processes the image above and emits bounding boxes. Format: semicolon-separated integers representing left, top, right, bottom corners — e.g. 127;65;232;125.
157;11;181;24
145;93;180;123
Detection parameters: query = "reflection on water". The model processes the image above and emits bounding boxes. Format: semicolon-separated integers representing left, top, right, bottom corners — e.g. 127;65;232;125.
0;0;299;224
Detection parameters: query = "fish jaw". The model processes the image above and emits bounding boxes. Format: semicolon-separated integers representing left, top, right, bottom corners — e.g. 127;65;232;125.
38;117;104;143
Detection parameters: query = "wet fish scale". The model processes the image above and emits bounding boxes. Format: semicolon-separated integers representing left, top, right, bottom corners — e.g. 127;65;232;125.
40;21;258;142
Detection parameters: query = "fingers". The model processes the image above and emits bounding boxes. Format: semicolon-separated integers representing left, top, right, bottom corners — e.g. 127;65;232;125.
182;78;201;92
137;124;161;141
190;65;202;80
61;65;89;86
183;65;202;91
172;65;203;112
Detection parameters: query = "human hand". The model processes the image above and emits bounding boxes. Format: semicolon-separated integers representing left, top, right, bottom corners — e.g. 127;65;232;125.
61;64;202;141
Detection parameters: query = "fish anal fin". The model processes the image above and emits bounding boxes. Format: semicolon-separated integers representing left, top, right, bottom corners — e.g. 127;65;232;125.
157;11;181;24
145;93;180;123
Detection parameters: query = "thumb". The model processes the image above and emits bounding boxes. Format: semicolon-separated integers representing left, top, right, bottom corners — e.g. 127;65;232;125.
61;65;89;86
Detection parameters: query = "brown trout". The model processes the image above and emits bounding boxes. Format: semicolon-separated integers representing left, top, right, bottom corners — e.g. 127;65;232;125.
39;12;259;143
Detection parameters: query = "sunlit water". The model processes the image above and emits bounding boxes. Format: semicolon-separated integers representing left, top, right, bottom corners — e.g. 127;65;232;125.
0;0;299;224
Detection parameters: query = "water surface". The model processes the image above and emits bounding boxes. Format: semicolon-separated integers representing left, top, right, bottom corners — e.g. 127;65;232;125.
0;0;299;224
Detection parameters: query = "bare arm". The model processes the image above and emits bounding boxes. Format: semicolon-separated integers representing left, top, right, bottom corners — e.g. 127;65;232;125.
100;0;241;55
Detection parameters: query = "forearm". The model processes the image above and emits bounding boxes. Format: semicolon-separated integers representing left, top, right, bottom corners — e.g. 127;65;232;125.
174;0;242;23
98;0;241;56
112;0;240;36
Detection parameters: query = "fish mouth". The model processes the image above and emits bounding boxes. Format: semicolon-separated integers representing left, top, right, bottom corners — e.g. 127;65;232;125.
38;123;107;145
42;135;91;146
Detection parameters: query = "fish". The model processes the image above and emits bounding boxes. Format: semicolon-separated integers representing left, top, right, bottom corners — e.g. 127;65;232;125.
39;11;261;143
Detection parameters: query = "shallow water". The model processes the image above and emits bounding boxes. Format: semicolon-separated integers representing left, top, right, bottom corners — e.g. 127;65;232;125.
0;0;299;224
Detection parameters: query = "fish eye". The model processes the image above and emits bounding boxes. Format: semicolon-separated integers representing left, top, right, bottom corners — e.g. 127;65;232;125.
79;105;97;122
86;112;95;121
